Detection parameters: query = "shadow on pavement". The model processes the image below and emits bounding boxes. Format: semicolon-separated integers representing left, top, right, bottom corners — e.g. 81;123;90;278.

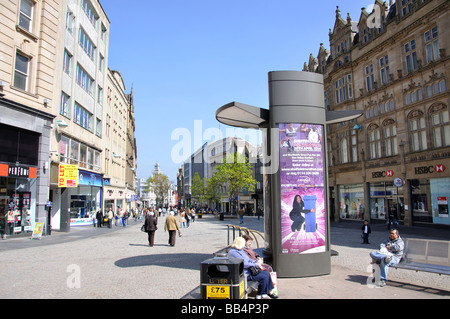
115;253;212;270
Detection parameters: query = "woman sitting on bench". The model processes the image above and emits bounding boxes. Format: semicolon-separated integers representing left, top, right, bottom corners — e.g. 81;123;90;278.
228;237;277;299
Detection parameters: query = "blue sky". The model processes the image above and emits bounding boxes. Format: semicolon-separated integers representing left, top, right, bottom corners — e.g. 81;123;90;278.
100;0;376;182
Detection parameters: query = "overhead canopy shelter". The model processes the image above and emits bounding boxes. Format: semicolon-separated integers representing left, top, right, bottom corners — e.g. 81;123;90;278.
216;101;362;128
216;102;269;129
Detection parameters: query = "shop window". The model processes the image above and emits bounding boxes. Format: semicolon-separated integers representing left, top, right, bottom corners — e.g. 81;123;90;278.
338;184;364;220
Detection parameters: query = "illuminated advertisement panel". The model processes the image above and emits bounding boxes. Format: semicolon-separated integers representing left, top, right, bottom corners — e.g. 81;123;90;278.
279;123;326;254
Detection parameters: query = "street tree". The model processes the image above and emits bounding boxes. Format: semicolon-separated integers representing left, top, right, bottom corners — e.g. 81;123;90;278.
213;152;257;214
146;173;172;208
191;172;207;207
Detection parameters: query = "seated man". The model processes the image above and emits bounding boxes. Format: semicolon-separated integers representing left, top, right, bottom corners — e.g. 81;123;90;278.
369;229;404;287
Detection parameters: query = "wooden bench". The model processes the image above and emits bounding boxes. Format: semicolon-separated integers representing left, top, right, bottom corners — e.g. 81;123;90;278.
391;238;450;276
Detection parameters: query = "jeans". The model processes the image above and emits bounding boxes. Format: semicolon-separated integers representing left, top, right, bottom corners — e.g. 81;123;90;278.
249;270;273;295
369;251;399;281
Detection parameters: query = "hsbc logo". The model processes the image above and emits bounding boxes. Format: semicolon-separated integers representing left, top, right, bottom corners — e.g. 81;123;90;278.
415;164;446;175
372;170;394;178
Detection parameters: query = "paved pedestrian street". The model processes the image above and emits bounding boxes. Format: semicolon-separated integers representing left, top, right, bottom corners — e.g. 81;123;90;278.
0;216;228;299
0;215;449;299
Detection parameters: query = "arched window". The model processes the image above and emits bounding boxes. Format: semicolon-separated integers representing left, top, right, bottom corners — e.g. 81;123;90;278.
368;124;381;159
430;103;450;148
408;110;427;152
382;119;398;156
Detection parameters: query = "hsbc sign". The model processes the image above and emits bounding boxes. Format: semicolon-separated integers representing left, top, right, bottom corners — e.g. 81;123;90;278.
414;164;446;175
372;170;394;178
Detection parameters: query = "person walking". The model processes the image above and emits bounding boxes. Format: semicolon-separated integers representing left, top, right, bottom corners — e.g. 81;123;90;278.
144;211;158;247
107;208;113;228
164;211;181;246
238;207;245;224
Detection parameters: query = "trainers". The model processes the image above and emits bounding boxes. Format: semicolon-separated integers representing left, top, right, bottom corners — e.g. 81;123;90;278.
384;256;392;263
378;280;387;287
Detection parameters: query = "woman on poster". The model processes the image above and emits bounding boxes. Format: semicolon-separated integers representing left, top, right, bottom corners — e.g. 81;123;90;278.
289;195;315;232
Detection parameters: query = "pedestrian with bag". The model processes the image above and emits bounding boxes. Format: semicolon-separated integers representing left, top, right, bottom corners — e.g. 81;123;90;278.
144;211;158;247
164;211;181;246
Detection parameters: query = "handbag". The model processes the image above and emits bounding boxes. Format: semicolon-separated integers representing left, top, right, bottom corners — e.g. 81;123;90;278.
249;266;261;276
141;225;146;232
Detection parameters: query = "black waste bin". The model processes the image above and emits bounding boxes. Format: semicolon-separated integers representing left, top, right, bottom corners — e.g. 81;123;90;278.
200;253;246;299
219;212;224;221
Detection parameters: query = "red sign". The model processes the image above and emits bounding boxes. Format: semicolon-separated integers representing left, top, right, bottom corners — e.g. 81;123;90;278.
386;170;394;177
435;164;446;173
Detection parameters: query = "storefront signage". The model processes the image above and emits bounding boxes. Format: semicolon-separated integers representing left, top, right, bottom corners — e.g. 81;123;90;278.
279;123;326;255
0;163;37;179
414;164;446;175
78;170;103;187
58;164;78;187
32;222;44;240
372;170;394;178
394;178;403;187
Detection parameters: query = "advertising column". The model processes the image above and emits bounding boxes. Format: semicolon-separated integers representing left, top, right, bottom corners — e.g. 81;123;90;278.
269;71;330;277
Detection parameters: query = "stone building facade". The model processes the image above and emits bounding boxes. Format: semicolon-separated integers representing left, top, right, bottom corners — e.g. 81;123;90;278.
304;0;450;226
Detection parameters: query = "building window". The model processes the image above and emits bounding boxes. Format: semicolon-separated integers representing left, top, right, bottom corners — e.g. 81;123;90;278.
424;26;439;63
14;52;30;91
383;122;398;157
60;92;70;117
19;0;34;32
400;0;413;17
430;105;450;148
379;55;390;85
76;64;94;95
61;135;100;171
365;64;374;91
339;132;348;164
78;28;95;61
63;50;72;76
81;0;97;27
65;8;75;34
368;125;381;159
405;40;418;73
74;103;93;131
409;111;427;152
351;130;357;162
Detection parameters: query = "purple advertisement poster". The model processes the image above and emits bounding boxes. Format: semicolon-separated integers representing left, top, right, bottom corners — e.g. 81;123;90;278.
279;123;326;254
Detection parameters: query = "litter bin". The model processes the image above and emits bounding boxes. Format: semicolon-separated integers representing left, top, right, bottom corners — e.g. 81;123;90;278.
200;253;246;299
219;212;224;221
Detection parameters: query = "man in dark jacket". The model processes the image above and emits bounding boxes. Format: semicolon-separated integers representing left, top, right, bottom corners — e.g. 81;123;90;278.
144;211;158;247
96;210;103;228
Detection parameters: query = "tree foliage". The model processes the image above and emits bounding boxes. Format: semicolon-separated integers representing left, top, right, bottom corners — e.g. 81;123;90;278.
213;152;257;211
145;173;171;207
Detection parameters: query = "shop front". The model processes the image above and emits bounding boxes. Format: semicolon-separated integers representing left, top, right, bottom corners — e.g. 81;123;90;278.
0;102;54;238
0;165;37;237
408;161;450;226
68;169;103;226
